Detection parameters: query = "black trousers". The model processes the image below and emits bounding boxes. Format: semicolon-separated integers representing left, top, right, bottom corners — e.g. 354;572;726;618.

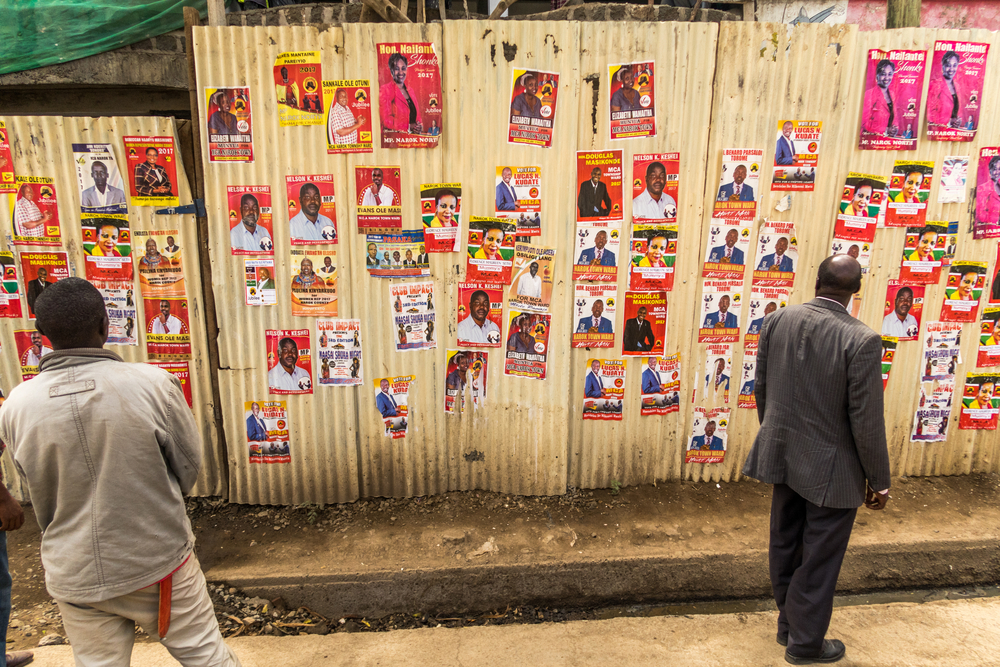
770;484;858;657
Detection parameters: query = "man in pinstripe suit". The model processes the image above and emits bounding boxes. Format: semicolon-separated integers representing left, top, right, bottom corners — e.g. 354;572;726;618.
742;255;891;665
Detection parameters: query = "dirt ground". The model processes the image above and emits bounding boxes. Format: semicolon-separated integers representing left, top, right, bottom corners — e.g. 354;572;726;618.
5;473;1000;650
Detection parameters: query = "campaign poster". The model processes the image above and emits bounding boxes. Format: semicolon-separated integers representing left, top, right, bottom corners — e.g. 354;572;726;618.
713;149;762;221
752;222;797;287
582;359;626;421
134;229;184;297
921;321;962;381
699;279;743;343
286;174;337;245
833;172;886;242
508;243;554;313
265;329;312;395
150;361;193;408
73;143;129;218
123;136;179;207
15;329;52;381
391;281;436;352
495;166;541;236
622;290;667;356
508;69;559;148
991;244;1000;303
639;354;680;416
0;252;22;318
628;224;677;291
942;220;960;266
959;373;999;429
939;157;968;204
858;49;926;150
702;343;732;404
82;216;132;282
273;51;324;127
98;280;138;346
738;347;757;409
377;42;441;148
572;283;617;349
290;248;338;318
365;231;428;279
941;261;986;322
973;148;1000;239
374;375;412;438
245;401;290;464
467;217;515;284
421;183;461;253
20;251;69;319
316;318;362;387
503;310;551;380
355;166;401;233
880;335;898;390
886;161;933;227
744;286;789;349
881;280;924;341
911;409;951;442
572;222;621;282
444;350;488;415
227;185;273;255
0;121;13;193
702;220;751;279
244;258;276;306
205;87;253;163
687;407;729;464
324;80;373;154
631;153;678;222
457;282;504;348
608;61;655;141
576;150;623;223
9;176;60;246
830;237;872;274
771;120;821;191
144;297;191;359
978;306;1000;367
927;41;989;142
899;222;947;284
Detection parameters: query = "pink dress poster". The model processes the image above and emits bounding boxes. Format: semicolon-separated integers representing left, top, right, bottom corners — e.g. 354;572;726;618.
927;41;989;142
858;49;926;151
974;147;1000;239
376;43;441;149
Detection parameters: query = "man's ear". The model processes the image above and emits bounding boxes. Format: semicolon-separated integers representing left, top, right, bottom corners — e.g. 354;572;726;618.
100;312;110;344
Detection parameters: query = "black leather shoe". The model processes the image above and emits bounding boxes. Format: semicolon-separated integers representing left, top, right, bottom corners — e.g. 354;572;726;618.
785;639;846;664
777;634;788;646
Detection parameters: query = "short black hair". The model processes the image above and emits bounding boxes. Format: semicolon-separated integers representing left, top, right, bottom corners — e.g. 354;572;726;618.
240;193;259;209
388;53;407;70
34;278;106;348
896;286;914;300
645;161;666;181
469;289;489;305
278;337;297;351
299;182;320;200
817;255;863;293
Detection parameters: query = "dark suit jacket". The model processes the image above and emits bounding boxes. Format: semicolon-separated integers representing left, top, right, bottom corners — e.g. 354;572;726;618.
577;180;612;218
246;414;267;442
741;298;890;508
26;278;52;312
622;318;654;352
717;182;755;202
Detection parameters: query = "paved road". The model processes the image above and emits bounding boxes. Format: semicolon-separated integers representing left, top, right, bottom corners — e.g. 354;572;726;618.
25;596;997;666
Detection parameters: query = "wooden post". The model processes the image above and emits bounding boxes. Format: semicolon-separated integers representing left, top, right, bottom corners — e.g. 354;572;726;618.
207;0;226;27
362;0;413;22
183;6;230;494
886;0;920;28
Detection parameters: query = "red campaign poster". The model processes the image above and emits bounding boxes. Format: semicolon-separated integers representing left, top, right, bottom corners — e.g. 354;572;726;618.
82;217;133;282
973;148;1000;240
15;329;52;381
899;223;947;284
771;120;821;192
466;217;516;284
628;224;676;291
991;243;1000;304
421;183;461;253
858;49;927;150
978;306;1000;368
456;282;503;348
376;43;442;148
286;174;337;245
608;61;655;141
885;161;933;227
20;251;69;319
712;149;762;222
508;69;559;148
927;41;989;142
494;166;541;236
702;221;752;280
751;222;797;288
325;79;373;154
631;153;678;221
227;185;273;255
265;329;313;395
940;261;987;322
621;291;666;356
246;400;291;463
143;296;191;359
881;280;924;341
699;278;743;344
959;373;999;430
204;87;253;163
272;51;325;127
122;136;179;207
443;350;489;415
576;150;623;223
0;121;15;193
639;354;680;416
355;166;401;233
833;172;886;243
687;406;729;464
0;252;22;318
582;359;626;421
503;311;551;381
149;361;193;408
9;176;61;246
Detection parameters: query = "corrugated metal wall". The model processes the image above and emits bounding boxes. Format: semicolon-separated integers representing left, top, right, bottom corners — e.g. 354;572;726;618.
193;21;1000;504
0;115;225;498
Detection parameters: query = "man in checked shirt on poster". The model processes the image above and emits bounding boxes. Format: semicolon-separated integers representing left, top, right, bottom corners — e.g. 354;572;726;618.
328;88;365;146
134;147;173;197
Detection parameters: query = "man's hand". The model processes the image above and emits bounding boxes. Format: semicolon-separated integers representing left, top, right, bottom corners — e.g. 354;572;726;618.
864;484;888;511
0;487;24;531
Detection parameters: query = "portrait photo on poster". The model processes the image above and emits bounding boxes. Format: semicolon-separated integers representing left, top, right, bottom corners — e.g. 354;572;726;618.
576;150;623;223
959;373;1000;430
10;176;61;246
639;354;680;416
687;407;729;464
244;259;276;306
744;286;789;348
628;223;677;291
631;153;678;221
621;290;666;356
886;161;933;227
713;149;762;222
444;350;488;415
467;217;516;284
926;41;989;142
21;251;69;319
376;42;441;148
508;69;559;148
572;283;617;349
82;216;133;282
771;120;821;191
228;185;273;255
123;136;178;206
898;222;947;284
144;296;191;360
503;310;551;380
699;279;743;343
738;348;758;409
941;261;986;322
374;375;412;438
205;87;253;162
572;221;621;282
15;329;53;381
325;79;373;154
286;174;337;245
366;231;428;279
457;282;504;348
391;281;436;352
73;143;129;217
0;252;23;319
882;280;924;340
290;248;338;318
273;51;324;127
582;358;626;421
834;171;887;242
702;220;751;279
858;48;927;150
316;318;363;386
751;222;797;287
974;147;1000;239
265;329;313;394
421;182;462;253
355;165;402;233
134;229;184;297
508;243;555;313
495;166;541;236
245;401;290;464
608;61;655;141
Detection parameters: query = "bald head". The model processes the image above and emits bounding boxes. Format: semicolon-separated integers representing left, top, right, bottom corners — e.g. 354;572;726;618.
815;255;862;305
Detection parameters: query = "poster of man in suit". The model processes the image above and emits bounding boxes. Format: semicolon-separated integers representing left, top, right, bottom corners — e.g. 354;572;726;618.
699;279;743;343
73;143;129;217
752;222;797;288
576;150;623;223
572;283;617;349
713;148;761;221
702;221;751;280
244;401;291;464
494;166;541;237
621;290;666;356
702;343;732;404
374;376;413;438
572;222;620;282
20;251;69;319
738;348;758;409
640;354;679;417
687;407;729;464
0;252;22;319
582;358;625;421
771;120;820;192
744;286;789;349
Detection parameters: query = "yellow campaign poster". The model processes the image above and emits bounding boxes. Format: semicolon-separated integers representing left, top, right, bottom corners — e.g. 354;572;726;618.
273;51;324;127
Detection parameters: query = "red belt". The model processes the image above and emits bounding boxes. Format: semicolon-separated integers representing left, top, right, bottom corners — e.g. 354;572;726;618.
158;555;191;638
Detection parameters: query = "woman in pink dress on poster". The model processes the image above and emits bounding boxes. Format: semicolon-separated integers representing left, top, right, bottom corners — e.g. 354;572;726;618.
380;53;422;135
927;51;966;130
862;59;898;137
